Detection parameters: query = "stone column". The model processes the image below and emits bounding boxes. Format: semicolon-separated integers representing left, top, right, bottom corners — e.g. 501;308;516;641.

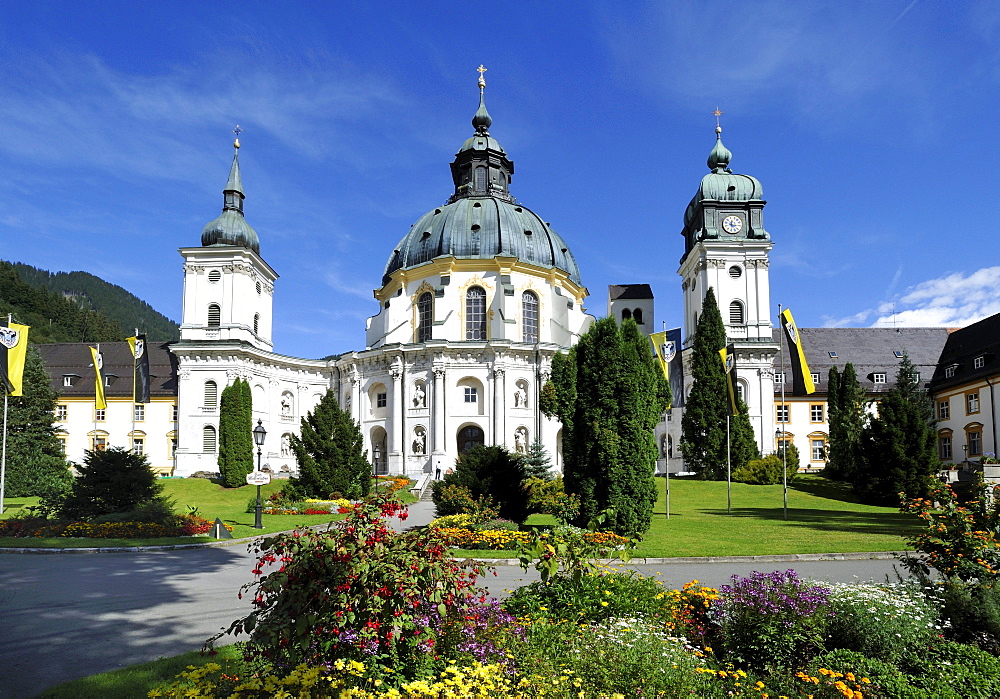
389;365;403;462
493;366;505;446
432;366;446;456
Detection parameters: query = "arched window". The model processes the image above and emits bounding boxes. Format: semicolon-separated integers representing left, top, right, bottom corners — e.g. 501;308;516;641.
207;303;221;327
253;313;259;334
621;308;632;321
474;166;487;192
729;300;744;325
203;425;217;453
466;286;486;340
417;292;433;342
522;291;539;343
204;381;218;409
633;308;644;324
458;425;485;453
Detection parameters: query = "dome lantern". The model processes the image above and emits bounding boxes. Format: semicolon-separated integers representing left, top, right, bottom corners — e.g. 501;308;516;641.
201;127;261;255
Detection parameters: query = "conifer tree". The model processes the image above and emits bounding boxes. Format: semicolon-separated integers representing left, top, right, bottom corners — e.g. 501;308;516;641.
825;363;866;482
542;316;670;537
521;438;553;481
855;354;938;505
680;288;757;479
288;389;371;500
4;345;72;498
218;378;254;487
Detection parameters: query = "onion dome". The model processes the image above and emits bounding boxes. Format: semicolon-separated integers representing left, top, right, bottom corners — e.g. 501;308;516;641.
201;137;260;254
683;127;764;229
382;67;581;286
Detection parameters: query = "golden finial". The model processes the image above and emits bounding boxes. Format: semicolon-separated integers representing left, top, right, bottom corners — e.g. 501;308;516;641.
712;107;723;135
232;124;244;149
477;64;487;90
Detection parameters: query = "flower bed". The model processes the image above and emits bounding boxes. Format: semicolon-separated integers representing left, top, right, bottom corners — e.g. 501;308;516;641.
0;514;221;539
433;525;630;551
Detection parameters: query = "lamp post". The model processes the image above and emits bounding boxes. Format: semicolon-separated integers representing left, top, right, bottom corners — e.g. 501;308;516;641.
776;428;788;521
252;419;267;529
373;444;381;478
963;444;969;468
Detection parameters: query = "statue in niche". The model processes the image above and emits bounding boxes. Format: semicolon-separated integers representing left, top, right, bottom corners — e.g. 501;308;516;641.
281;434;291;458
412;429;426;455
514;427;527;454
412;384;426;408
280;395;292;417
514;385;527;408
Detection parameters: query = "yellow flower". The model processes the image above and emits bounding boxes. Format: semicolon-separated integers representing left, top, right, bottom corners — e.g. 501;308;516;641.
600;601;609;606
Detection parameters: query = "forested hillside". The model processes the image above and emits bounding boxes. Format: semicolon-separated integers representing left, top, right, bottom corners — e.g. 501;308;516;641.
8;262;178;342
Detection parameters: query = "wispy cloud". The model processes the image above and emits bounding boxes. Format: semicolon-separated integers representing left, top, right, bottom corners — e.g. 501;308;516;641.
823;266;1000;328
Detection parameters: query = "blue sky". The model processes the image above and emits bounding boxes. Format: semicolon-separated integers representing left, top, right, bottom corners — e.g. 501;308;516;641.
1;1;998;359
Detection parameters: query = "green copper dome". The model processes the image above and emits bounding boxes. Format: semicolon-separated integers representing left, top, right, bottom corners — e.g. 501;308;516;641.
382;72;581;287
201;147;261;255
683;131;764;229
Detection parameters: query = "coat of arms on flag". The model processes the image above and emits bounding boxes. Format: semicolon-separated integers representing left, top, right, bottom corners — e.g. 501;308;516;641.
133;338;145;359
661;340;675;363
0;326;19;349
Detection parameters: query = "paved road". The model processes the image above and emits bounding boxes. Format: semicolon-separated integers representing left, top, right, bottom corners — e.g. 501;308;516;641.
0;503;911;697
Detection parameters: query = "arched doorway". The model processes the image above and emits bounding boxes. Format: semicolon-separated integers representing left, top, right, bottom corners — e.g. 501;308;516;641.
370;426;388;475
457;425;484;453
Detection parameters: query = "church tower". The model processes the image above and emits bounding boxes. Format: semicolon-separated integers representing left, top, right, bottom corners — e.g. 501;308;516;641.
178;134;277;351
677;120;778;454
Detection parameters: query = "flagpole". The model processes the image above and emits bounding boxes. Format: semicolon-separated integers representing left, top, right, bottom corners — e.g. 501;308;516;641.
94;342;99;451
1;384;7;515
726;414;731;514
131;329;137;455
663;320;670;520
778;304;788;521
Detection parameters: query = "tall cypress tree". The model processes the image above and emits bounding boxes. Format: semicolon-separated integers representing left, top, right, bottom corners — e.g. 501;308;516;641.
288;389;371;500
218;378;254;487
4;345;72;498
826;363;866;482
855;354;938;505
541;317;669;537
680;288;757;479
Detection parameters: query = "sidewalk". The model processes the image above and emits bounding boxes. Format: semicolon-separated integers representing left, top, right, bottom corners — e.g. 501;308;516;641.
389;499;436;533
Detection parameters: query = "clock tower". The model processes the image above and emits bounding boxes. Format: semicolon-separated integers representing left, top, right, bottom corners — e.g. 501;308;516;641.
677;123;779;454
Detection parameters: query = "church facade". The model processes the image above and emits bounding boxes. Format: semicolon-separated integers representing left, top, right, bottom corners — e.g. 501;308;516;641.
36;74;998;479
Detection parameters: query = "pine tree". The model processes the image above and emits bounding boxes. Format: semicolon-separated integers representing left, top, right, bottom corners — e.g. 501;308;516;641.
680;288;757;479
287;389;371;500
521;438;553;481
218;378;254;487
4;345;72;498
826;363;866;482
60;447;162;520
542;316;670;537
855;354;938;505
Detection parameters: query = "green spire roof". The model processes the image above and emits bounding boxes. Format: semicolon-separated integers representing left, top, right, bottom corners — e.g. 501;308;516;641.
707;126;733;172
201;140;260;255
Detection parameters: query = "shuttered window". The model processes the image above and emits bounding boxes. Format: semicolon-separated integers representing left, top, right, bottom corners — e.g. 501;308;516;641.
729;301;744;325
204;381;218;409
203;425;217;453
207;304;221;327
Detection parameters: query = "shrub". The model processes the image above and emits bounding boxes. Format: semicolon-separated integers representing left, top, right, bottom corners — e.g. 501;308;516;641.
711;569;833;671
661;580;720;647
60;447;163;521
429;513;475;529
732;454;798;485
806;649;913;698
4;453;73;500
525;476;580;524
823;581;940;661
504;570;673;624
434;445;529;522
932;578;1000;653
474;518;519;532
430;483;498;520
91;497;177;525
904;639;1000;696
210;488;503;683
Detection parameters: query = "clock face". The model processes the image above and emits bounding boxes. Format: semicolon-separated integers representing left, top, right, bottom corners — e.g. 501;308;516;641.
722;215;743;234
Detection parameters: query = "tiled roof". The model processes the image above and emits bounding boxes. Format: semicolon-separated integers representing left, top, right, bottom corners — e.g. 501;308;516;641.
772;327;951;396
929;312;1000;391
608;284;653;300
35;341;178;398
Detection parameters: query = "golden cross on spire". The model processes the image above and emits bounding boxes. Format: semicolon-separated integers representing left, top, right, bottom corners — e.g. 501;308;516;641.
712;107;723;134
232;124;244;149
477;64;487;89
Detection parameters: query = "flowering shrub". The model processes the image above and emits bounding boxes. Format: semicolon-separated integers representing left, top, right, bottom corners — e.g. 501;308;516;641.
901;477;1000;581
711;569;833;670
505;570;675;624
662;580;720;646
374;476;411;494
822;581;941;660
0;514;218;539
428;513;475;529
209;488;503;683
436;527;531;550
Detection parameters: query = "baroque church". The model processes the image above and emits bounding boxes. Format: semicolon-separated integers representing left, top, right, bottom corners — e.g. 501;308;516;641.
37;71;998;479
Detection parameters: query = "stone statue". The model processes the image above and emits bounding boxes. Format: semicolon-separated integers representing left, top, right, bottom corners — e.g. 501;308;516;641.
280;395;292;417
412;429;426;455
413;384;426;408
281;434;291;458
514;386;527;408
514;428;527;454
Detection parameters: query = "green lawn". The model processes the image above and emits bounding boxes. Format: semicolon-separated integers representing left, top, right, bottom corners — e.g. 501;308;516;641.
1;477;416;548
632;474;918;557
448;475;919;559
38;645;243;698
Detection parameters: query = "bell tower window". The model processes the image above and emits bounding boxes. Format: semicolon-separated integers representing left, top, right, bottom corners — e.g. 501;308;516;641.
466;286;486;340
729;301;745;325
474;166;487;192
207;304;221;327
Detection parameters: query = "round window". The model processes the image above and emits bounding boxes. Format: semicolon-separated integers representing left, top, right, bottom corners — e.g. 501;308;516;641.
729;265;742;279
208;270;221;283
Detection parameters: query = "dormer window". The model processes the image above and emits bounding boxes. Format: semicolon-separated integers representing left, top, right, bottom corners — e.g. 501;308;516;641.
893;351;904;359
945;364;958;378
873;373;887;384
828;351;838;359
975;356;985;370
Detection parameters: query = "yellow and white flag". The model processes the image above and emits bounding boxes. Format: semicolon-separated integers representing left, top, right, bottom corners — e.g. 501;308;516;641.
0;321;29;396
719;346;740;416
650;331;671;380
90;346;107;410
780;309;816;394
